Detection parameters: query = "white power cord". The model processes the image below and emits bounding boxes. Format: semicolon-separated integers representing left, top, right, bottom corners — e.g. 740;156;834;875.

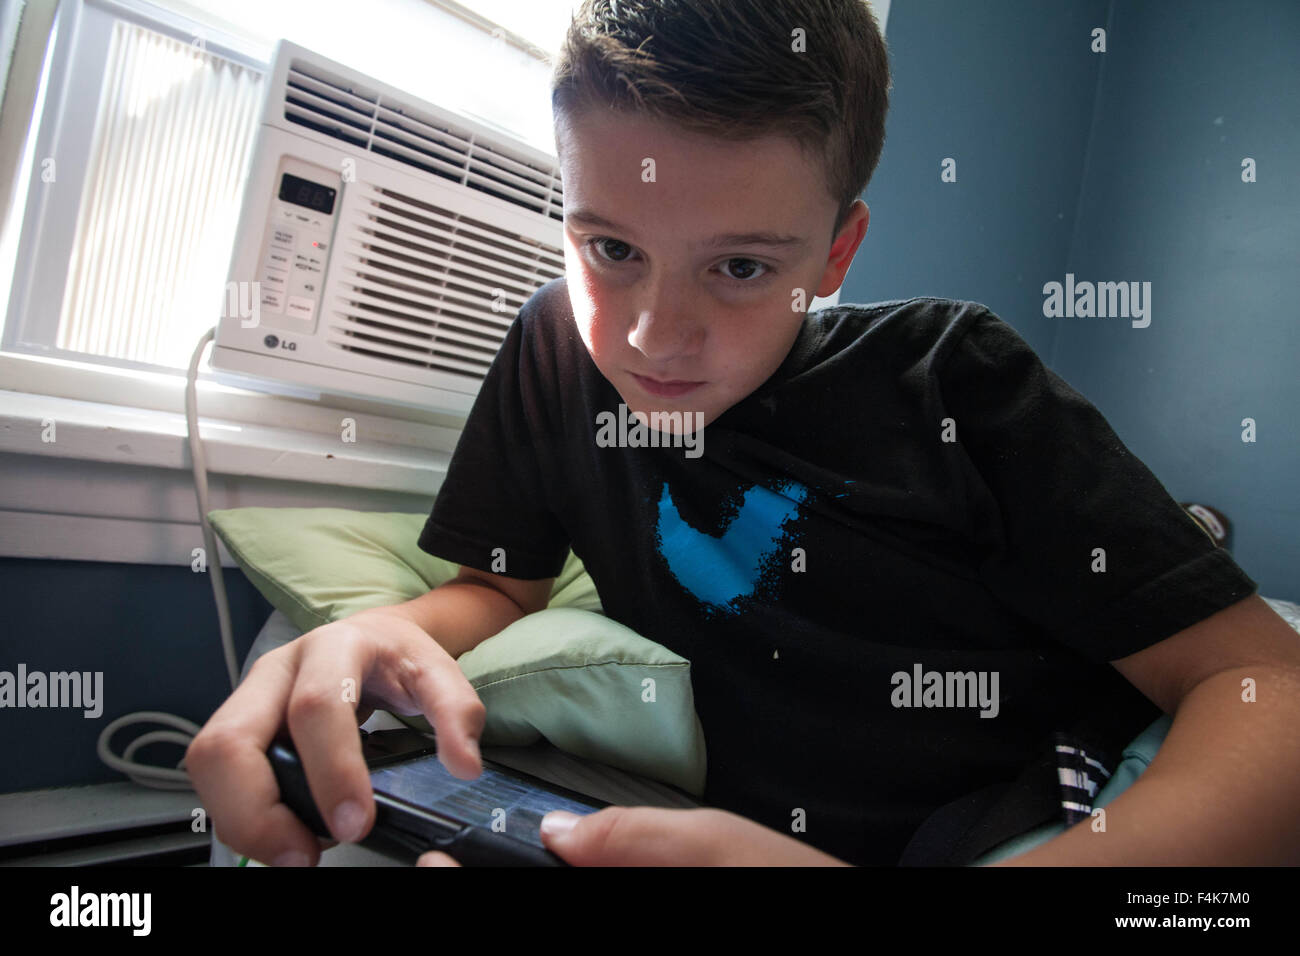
184;326;241;690
95;327;241;789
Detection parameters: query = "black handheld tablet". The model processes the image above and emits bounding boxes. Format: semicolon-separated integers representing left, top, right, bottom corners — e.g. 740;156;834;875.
267;727;607;866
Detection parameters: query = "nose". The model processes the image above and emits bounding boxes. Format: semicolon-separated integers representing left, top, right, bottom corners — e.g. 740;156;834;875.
626;281;702;363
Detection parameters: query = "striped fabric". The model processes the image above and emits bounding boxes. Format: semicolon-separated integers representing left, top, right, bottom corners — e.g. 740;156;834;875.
1052;730;1115;827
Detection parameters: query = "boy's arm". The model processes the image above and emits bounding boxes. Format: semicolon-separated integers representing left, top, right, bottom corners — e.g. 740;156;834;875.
361;568;555;659
994;593;1300;866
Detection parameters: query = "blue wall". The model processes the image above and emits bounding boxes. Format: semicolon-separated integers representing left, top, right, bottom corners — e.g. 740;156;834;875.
0;558;271;792
841;0;1298;598
847;0;1109;358
1051;0;1300;600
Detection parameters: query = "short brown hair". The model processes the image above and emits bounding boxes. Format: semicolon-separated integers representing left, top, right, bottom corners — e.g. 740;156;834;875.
550;0;891;239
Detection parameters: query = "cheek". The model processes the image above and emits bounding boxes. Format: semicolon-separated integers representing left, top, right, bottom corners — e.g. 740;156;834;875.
724;306;799;380
588;316;627;371
564;262;601;349
572;295;621;366
570;273;633;360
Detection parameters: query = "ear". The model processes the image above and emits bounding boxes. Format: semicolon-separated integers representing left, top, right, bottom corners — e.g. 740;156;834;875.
816;200;870;298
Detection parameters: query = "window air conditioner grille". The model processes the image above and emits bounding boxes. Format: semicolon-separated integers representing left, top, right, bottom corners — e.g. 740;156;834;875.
325;184;565;380
283;62;564;222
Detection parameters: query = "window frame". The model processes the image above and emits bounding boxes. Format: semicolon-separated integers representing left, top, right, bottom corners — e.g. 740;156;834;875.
3;0;269;361
0;0;484;450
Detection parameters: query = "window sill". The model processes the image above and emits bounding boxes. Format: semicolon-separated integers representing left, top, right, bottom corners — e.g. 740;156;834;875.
0;350;462;495
0;781;200;855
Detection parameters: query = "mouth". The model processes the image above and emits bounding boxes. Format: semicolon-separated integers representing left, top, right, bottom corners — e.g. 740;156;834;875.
629;373;705;398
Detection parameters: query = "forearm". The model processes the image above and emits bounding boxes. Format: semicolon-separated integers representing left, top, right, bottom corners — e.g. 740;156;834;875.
994;665;1300;866
356;578;526;659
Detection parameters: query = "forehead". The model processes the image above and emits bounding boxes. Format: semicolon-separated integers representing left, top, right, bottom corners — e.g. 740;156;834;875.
555;107;831;235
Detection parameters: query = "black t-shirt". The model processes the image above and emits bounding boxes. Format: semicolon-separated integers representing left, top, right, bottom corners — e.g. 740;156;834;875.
418;276;1257;866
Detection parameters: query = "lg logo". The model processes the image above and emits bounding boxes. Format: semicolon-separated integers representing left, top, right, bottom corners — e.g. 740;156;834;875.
263;334;297;351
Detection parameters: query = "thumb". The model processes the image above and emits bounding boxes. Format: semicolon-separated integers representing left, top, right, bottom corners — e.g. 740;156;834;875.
540;806;696;866
538;810;588;860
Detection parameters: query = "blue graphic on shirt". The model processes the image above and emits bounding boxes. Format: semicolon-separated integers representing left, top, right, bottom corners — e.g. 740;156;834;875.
655;479;810;612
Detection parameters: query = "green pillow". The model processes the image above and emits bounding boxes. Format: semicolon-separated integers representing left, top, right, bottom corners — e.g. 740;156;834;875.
206;507;601;632
393;608;707;796
205;507;706;796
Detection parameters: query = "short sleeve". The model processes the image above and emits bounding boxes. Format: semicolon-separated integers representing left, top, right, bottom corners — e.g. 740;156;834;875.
937;308;1257;662
417;309;570;580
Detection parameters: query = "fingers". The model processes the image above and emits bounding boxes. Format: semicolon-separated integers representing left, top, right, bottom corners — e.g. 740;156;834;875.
417;851;461;867
540;807;853;867
189;613;489;869
287;620;384;845
542;807;723;866
187;645;324;867
287;616;486;845
373;636;487;781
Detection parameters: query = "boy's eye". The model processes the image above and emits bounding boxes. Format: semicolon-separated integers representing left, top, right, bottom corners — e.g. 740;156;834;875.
586;238;770;282
588;237;634;263
720;258;767;281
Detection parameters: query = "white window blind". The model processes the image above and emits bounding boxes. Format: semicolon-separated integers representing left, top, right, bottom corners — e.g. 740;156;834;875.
56;19;262;369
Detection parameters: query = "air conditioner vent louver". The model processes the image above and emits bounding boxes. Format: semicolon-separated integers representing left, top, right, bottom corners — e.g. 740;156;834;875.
325;182;565;381
213;40;567;414
283;62;564;222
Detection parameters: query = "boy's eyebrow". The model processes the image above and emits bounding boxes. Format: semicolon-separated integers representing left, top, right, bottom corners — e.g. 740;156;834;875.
567;208;806;249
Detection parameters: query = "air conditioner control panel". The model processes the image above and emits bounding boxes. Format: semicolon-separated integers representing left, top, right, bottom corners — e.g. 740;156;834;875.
256;160;339;331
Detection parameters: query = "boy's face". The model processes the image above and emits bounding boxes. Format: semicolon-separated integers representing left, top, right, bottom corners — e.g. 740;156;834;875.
555;107;869;432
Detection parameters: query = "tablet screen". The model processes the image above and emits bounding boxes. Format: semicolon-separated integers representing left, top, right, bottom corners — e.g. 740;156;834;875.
370;754;602;849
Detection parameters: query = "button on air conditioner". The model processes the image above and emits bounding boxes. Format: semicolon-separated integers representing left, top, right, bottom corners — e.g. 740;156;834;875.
286;296;316;321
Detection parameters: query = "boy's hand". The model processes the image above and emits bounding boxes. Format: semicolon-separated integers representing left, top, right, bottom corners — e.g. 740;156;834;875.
186;609;486;867
416;807;851;866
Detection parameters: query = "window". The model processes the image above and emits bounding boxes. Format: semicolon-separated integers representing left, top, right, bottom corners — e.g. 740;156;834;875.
1;0;572;390
55;19;263;371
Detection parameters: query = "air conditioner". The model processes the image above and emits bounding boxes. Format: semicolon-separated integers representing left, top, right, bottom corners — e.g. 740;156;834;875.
210;40;566;415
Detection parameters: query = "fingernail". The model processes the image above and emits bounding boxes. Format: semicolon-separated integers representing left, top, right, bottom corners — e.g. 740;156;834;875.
468;738;481;762
332;799;366;843
540;811;579;840
272;849;310;867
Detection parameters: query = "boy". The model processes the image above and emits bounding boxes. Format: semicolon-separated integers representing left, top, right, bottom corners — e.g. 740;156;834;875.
188;0;1300;867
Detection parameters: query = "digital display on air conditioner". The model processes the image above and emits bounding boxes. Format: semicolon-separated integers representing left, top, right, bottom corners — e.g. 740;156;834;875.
278;172;336;215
